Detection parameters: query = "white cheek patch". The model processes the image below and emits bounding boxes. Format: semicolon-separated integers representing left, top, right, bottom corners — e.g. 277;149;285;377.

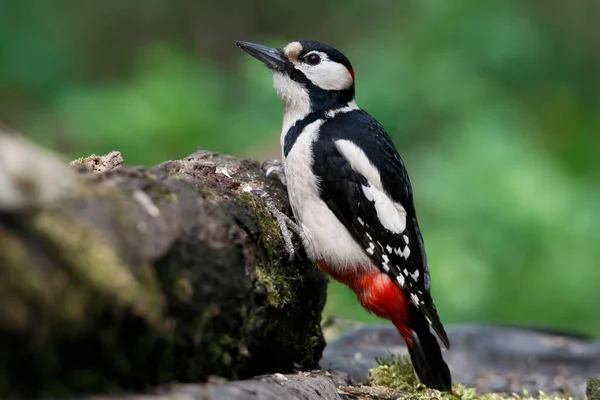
297;59;353;91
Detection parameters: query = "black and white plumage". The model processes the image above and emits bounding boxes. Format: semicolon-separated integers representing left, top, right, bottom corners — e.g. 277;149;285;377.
237;39;451;390
312;110;449;342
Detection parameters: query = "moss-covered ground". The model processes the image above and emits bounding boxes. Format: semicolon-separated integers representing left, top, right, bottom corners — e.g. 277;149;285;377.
337;353;580;400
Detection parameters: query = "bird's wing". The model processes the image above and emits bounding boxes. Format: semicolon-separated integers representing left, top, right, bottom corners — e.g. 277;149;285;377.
312;110;449;348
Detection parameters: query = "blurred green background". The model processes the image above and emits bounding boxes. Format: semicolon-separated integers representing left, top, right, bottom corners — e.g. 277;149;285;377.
1;0;599;337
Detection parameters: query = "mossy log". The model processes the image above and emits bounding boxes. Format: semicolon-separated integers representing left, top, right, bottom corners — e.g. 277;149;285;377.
0;131;327;397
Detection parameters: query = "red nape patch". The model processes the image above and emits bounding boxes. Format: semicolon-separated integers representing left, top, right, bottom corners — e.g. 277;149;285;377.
348;68;355;83
317;261;412;345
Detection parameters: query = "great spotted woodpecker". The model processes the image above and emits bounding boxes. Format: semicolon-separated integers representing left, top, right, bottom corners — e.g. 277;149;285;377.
237;40;452;390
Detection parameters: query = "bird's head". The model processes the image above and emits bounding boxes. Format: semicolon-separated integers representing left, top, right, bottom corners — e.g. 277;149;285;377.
237;40;355;112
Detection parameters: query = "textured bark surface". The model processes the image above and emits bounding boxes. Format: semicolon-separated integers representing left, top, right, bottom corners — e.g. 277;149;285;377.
0;131;327;398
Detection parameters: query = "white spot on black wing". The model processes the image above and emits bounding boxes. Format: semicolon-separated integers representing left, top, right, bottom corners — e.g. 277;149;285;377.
366;242;375;255
395;245;410;259
397;274;405;287
411;270;420;281
410;293;420;306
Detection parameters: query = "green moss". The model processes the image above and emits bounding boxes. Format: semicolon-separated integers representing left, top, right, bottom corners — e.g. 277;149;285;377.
255;263;292;308
588;378;599;400
364;353;578;400
238;192;284;259
305;329;325;352
369;353;419;392
173;277;194;303
212;334;235;366
0;230;40;331
238;192;298;308
191;304;253;380
32;210;165;326
193;184;204;194
0;226;95;330
69;154;99;166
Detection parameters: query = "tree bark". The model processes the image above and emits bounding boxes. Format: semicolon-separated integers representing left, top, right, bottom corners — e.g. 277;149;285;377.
0;130;327;398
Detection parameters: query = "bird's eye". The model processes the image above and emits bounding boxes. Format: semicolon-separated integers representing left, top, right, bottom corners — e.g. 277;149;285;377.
305;53;321;66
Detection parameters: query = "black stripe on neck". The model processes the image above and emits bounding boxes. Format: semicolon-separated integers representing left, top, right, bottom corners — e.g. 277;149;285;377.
288;67;355;112
283;112;325;157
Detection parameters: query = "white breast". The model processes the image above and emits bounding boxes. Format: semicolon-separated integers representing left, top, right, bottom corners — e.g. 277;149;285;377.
283;119;373;272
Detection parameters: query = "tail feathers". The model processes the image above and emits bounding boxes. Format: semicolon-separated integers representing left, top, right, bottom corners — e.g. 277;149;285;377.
406;311;452;391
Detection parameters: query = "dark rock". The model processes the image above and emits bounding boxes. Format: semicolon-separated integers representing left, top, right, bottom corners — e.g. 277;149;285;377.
87;371;351;400
321;323;600;397
0;135;327;398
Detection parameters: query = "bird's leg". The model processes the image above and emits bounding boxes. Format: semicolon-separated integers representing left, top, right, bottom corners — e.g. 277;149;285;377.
258;159;299;234
251;158;300;262
261;159;287;186
250;188;301;263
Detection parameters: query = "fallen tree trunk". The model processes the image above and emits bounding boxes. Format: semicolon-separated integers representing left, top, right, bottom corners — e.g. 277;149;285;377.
0;130;327;398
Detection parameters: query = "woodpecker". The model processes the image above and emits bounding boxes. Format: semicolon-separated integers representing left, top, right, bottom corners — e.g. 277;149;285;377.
237;40;452;390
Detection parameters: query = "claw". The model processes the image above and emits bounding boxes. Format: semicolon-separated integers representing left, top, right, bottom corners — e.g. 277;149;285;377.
265;165;281;178
261;159;281;171
250;188;300;264
260;158;287;186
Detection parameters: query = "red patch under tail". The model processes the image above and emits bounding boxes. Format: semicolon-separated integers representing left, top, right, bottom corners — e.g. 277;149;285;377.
318;261;412;346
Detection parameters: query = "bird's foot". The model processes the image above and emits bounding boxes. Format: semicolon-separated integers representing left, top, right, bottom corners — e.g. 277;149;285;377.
261;159;286;186
251;188;300;263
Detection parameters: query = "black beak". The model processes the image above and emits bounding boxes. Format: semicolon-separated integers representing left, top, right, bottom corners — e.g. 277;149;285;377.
236;41;287;70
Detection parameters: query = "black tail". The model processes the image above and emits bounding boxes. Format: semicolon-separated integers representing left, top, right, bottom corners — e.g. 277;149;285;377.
406;308;452;391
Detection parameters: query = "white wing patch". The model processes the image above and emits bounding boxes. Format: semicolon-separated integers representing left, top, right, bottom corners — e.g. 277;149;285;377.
335;139;384;191
362;185;407;233
336;139;407;234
